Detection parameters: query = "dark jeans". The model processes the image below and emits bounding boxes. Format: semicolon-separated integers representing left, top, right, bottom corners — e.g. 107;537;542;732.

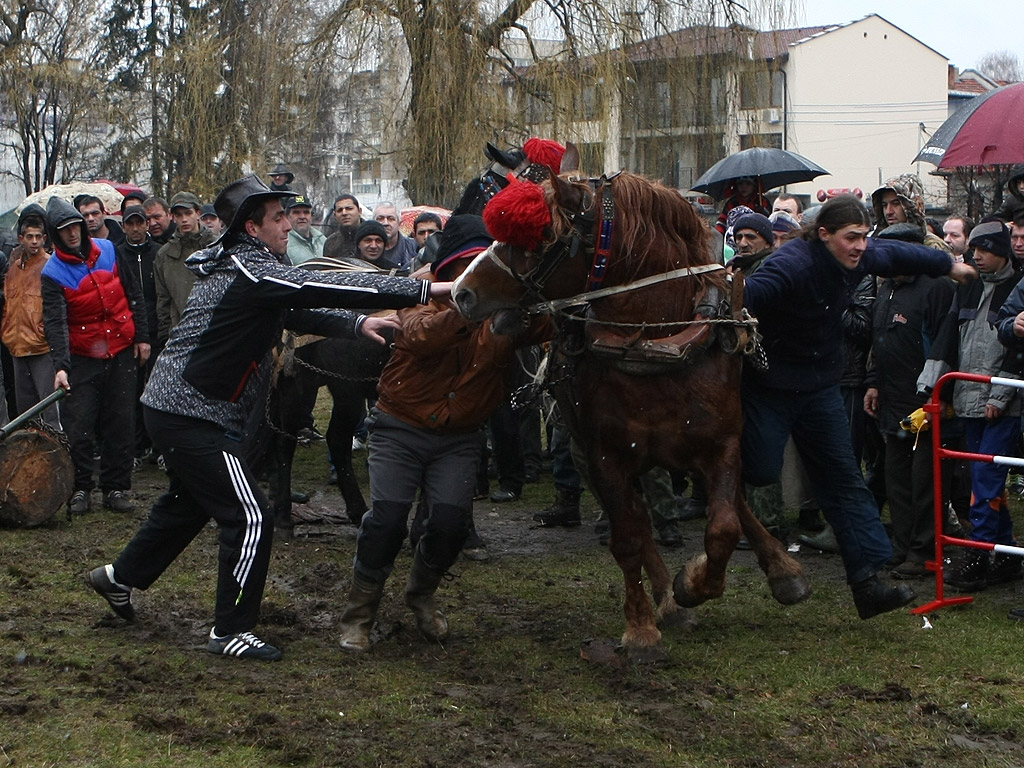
114;408;274;635
884;431;935;564
743;382;892;583
64;349;136;492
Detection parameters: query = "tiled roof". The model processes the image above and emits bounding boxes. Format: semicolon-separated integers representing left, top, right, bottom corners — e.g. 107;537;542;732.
621;24;838;63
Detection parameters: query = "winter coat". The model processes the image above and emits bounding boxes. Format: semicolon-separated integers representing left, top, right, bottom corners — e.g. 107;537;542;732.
742;236;953;392
154;226;217;342
994;165;1024;222
376;300;550;433
40;197;147;373
2;244;51;357
918;260;1023;418
864;274;954;434
287;227;327;265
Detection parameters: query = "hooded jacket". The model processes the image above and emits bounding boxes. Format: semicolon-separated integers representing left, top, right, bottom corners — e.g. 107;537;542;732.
870;174;951;253
994;165;1024;222
40;196;148;372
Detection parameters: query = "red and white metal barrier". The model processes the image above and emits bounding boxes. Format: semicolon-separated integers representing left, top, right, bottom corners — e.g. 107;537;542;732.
913;371;1024;614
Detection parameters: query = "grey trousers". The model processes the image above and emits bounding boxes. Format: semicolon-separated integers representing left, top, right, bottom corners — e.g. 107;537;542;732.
355;411;478;581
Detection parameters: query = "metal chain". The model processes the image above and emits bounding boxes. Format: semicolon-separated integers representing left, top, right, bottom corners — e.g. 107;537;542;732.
292;353;383;383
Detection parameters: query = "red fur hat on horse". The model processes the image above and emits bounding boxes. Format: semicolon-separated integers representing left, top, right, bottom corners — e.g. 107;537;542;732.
524;137;566;176
483;176;551;251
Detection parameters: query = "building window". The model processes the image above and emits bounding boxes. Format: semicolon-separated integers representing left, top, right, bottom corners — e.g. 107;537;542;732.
740;133;783;150
740;68;783;109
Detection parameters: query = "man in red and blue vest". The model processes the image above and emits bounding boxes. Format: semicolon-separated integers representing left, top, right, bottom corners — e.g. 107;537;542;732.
41;195;151;515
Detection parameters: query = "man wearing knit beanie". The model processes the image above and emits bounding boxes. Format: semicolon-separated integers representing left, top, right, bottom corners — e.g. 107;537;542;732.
729;212;776;275
968;219;1012;261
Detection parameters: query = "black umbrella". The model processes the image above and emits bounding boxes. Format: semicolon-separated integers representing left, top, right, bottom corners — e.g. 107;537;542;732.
691;147;829;200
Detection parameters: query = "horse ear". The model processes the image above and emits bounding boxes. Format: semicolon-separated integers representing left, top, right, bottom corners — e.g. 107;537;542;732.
549;173;578;208
560;142;580;174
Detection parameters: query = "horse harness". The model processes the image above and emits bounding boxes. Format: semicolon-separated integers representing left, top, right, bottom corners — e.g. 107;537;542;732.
486;166;763;377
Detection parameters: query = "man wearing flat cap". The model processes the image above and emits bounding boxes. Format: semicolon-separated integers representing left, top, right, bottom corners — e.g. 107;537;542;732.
88;175;455;662
154;191;217;344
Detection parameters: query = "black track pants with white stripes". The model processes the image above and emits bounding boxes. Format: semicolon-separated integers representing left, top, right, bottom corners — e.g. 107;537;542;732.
114;407;274;635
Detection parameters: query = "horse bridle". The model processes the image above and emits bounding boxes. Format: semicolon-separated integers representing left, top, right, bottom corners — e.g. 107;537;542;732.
485;167;613;305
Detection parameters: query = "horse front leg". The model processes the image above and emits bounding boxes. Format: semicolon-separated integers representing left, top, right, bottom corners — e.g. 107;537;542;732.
673;455;743;608
590;470;664;652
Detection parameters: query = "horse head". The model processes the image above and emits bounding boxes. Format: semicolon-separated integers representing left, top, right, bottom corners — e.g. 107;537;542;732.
453;164;597;332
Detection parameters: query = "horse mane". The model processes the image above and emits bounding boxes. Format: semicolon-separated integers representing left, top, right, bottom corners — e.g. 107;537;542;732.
606;172;710;271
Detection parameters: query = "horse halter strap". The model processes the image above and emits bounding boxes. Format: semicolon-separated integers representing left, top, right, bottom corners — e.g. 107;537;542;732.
586;176;616;292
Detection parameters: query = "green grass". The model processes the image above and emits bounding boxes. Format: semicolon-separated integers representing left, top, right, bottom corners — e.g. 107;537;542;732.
3;398;1024;766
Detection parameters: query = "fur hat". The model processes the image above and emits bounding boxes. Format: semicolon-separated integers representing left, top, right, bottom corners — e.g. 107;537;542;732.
732;212;774;246
354;220;388;246
431;215;492;278
969;219;1011;259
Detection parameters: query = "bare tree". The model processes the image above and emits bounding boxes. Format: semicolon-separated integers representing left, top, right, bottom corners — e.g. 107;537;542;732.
318;0;794;207
976;50;1022;83
0;0;110;196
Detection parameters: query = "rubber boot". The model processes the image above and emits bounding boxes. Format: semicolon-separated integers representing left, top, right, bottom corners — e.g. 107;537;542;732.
798;525;839;553
405;554;449;641
338;572;385;653
533;487;582;527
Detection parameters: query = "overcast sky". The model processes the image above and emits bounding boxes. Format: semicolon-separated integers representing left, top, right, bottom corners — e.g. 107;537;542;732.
793;0;1013;72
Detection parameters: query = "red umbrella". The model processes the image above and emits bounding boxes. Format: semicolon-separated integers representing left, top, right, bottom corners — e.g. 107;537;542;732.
399;205;450;236
915;82;1024;168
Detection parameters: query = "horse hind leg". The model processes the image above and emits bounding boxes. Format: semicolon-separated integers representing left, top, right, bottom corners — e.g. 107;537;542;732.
737;490;811;605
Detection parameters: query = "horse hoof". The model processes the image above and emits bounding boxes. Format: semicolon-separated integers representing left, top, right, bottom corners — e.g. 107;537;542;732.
672;554;711;608
769;574;812;605
626;643;669;666
660;605;699;634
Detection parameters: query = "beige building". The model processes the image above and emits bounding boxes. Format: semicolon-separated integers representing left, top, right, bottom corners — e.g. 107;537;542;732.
524;14;951;211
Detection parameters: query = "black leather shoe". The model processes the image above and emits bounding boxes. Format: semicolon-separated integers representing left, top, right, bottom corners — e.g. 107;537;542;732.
291;490;310;504
489;488;520;503
851;575;915;620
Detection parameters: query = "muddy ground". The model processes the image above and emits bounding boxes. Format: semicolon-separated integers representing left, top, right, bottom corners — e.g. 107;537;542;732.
3;448;1024;767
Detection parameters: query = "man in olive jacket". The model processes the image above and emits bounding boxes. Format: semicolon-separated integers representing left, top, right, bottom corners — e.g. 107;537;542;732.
154;192;216;343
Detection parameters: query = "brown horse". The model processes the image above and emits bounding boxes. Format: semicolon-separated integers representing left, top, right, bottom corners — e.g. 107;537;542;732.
453;151;810;656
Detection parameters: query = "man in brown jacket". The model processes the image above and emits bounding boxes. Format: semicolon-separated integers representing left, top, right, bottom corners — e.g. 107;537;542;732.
1;204;56;426
338;216;549;653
